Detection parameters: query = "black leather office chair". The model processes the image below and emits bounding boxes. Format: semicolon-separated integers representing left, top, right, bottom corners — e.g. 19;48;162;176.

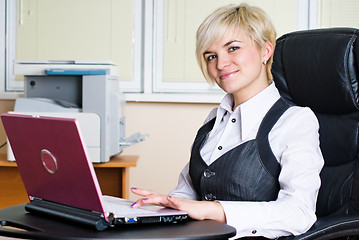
269;28;359;240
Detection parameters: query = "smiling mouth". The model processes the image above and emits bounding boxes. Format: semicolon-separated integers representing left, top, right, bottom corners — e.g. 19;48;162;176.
220;70;238;80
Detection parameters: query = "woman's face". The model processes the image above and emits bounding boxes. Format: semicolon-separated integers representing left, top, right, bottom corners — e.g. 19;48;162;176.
204;29;270;105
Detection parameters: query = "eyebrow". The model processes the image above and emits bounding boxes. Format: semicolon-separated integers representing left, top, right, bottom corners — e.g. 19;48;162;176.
203;50;213;55
224;40;241;47
203;40;241;55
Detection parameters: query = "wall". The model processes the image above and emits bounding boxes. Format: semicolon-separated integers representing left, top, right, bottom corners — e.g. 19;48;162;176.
121;102;217;201
0;99;217;201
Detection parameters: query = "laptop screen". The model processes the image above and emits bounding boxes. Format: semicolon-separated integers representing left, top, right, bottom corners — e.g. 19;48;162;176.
1;113;106;215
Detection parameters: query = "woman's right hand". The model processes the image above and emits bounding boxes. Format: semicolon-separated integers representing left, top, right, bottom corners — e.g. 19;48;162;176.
130;187;226;223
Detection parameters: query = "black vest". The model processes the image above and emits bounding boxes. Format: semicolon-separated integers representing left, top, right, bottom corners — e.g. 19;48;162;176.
189;98;291;201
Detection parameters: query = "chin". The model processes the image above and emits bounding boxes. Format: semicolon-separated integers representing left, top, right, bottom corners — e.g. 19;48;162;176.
220;85;240;94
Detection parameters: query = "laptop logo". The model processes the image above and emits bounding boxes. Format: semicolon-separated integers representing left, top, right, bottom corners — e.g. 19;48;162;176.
41;149;58;174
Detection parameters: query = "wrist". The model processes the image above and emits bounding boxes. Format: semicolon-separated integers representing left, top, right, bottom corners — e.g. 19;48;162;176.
207;201;226;223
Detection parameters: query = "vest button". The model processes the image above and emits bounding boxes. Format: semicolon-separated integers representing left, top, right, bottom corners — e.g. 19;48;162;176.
204;193;216;201
203;169;215;178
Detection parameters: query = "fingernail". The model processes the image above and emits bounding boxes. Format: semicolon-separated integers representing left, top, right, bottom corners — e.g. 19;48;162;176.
167;195;172;198
142;198;148;201
131;202;137;207
131;187;137;190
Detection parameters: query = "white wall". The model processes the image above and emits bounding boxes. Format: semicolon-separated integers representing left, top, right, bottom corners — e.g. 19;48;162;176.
122;101;217;201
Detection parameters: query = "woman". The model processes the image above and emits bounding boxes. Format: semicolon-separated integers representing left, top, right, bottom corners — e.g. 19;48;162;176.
131;3;324;239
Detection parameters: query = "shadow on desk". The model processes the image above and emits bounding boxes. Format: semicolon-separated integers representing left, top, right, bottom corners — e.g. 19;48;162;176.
0;204;236;240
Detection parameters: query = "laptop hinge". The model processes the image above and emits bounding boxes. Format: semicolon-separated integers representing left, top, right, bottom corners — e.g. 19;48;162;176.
25;199;110;231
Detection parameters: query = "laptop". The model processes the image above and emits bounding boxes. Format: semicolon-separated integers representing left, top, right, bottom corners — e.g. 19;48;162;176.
1;113;187;231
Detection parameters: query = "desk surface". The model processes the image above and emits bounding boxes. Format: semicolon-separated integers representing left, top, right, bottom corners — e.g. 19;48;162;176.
0;204;236;240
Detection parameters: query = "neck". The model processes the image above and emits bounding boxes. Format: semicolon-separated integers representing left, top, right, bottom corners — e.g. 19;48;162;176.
232;81;270;111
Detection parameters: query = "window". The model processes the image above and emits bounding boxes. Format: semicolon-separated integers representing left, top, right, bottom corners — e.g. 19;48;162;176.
5;0;16;91
0;0;5;92
318;0;359;29
5;0;142;92
2;0;359;102
153;0;299;94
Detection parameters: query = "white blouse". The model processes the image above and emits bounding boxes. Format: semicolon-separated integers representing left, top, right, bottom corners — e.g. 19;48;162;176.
170;83;324;239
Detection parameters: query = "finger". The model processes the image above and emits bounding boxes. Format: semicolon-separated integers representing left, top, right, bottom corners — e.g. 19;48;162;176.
165;195;177;209
166;195;186;211
131;198;146;208
131;198;155;208
131;187;156;197
142;195;169;207
132;195;169;208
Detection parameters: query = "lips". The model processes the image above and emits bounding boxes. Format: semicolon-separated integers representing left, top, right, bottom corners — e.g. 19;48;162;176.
220;70;238;80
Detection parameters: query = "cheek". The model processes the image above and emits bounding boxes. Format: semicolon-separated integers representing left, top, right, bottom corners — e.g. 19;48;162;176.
240;53;262;71
207;63;217;77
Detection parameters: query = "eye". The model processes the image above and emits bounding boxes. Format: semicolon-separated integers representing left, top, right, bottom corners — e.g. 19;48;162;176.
206;54;217;62
229;46;239;52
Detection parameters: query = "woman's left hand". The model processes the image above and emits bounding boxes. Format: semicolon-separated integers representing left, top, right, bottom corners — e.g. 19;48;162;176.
131;187;226;222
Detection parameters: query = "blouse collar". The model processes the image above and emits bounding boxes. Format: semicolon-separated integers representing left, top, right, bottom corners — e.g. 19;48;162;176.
216;83;281;141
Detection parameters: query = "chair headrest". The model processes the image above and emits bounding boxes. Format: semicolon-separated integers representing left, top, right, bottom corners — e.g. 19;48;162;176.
272;28;359;114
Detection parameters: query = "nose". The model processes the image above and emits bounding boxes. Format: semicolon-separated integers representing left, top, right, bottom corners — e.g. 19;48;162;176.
216;54;230;70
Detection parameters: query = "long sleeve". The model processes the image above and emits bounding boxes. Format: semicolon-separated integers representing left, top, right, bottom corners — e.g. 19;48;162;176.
169;163;198;200
219;107;324;239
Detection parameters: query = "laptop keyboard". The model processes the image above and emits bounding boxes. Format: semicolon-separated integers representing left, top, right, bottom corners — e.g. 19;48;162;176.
102;195;163;216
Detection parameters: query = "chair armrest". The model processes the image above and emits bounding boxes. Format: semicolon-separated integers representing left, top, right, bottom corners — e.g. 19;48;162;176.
278;213;359;240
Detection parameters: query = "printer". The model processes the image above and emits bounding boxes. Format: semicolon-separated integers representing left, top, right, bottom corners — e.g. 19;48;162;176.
9;60;146;163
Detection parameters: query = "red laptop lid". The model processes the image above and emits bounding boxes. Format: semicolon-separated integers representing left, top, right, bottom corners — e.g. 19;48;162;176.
1;113;106;215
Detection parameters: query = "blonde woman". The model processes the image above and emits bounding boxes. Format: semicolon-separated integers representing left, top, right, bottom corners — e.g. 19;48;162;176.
132;3;324;239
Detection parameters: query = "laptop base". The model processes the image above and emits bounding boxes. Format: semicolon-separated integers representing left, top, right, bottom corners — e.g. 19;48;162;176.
115;214;188;225
25;199;111;231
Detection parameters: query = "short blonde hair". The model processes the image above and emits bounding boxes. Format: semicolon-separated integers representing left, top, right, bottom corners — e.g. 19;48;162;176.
196;3;277;84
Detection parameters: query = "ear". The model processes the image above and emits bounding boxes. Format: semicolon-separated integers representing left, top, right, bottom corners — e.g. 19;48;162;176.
262;41;274;63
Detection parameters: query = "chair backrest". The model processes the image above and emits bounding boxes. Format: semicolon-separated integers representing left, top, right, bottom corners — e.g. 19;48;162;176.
272;28;359;217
